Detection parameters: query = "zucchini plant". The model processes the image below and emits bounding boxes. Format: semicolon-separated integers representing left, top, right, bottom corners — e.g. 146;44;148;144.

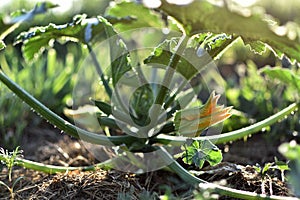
0;1;299;199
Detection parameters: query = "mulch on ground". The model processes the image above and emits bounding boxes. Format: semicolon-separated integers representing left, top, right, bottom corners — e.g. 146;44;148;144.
0;125;296;199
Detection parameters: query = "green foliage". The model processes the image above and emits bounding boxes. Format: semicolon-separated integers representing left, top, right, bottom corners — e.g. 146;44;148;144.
92;99;112;116
105;1;164;32
0;146;23;182
0;1;57;49
144;38;201;80
16;15;115;61
144;34;236;80
274;159;290;172
194;33;238;59
254;160;289;177
261;66;300;93
222;58;297;133
227;61;273;115
8;2;58;23
279;141;300;197
181;139;222;169
105;25;132;87
0;46;78;148
0;40;5;50
256;0;300;23
0;3;78;150
129;84;154;126
2;47;77;111
159;0;300;63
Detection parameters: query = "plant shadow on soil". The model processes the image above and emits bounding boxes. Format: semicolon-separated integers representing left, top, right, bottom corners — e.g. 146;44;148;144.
0;122;296;199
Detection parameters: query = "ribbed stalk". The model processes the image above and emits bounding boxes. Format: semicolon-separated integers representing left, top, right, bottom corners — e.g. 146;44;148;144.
87;44;112;98
152;103;298;146
0;154;113;174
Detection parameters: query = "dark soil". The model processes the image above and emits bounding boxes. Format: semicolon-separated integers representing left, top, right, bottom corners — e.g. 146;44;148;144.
0;123;296;199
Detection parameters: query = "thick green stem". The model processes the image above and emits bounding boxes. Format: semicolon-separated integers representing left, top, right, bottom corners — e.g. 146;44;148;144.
145;36;189;136
0;154;113;174
87;44;112;98
163;79;188;110
0;69;136;147
154;35;188;106
135;63;148;85
152;103;298;146
159;147;299;200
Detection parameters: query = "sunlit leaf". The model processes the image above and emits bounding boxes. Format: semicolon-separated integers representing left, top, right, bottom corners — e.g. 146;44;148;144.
181;139;222;169
159;0;300;63
92;99;112;116
246;41;267;55
105;1;164;32
274;160;290;171
196;33;238;59
144;33;236;80
144;38;197;79
260;66;300;93
16;15;120;61
0;2;56;42
108;36;132;87
174;91;232;137
8;2;58;23
262;162;273;174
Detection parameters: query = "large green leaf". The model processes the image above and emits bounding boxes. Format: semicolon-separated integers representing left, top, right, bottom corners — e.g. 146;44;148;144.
144;38;199;80
260;66;300;93
16;15;120;61
101;21;132;86
159;0;300;63
9;2;58;23
1;2;57;43
199;33;238;59
144;33;235;80
105;1;164;32
181;139;222;169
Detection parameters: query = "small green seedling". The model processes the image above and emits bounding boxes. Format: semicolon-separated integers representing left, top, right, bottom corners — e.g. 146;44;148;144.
0;146;23;182
0;147;24;199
